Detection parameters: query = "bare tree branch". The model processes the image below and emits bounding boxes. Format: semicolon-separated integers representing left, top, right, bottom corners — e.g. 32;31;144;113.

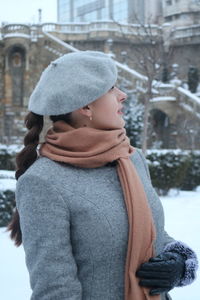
110;14;173;154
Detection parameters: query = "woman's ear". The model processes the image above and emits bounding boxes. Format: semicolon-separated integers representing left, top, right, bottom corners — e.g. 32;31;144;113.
78;105;92;117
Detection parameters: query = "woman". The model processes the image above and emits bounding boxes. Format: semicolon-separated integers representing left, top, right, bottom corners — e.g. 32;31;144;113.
7;50;198;300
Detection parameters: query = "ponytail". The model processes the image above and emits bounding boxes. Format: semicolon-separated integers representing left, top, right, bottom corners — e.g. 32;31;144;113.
6;112;44;246
6;111;72;246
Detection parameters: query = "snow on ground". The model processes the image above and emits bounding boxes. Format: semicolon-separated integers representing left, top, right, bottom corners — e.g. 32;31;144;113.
0;170;16;191
0;188;200;300
160;188;200;299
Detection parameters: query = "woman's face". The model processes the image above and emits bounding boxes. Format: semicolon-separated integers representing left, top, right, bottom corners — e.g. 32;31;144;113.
87;85;127;130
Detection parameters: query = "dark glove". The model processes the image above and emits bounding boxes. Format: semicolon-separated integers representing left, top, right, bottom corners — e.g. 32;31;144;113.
136;251;186;295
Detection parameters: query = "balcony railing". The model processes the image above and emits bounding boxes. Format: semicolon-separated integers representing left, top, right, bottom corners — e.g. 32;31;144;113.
1;22;200;42
0;21;162;40
41;21;161;36
1;24;31;38
170;24;200;40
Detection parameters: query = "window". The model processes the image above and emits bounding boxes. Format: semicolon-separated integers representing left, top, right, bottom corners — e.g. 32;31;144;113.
165;16;172;21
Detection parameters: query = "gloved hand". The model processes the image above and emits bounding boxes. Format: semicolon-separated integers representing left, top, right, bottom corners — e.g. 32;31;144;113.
136;251;186;295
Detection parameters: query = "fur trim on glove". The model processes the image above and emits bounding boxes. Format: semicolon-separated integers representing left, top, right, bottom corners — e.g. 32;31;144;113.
163;241;198;287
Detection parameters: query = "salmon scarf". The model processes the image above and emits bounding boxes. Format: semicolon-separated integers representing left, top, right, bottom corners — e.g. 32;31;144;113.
39;120;160;300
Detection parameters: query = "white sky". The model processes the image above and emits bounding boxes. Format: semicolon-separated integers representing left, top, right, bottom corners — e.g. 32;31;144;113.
0;0;57;25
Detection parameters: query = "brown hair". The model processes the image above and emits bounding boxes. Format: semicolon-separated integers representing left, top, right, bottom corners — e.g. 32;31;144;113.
6;111;72;246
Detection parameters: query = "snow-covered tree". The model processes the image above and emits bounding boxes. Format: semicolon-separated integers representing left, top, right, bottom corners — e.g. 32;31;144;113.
111;15;174;155
123;98;144;148
118;75;144;147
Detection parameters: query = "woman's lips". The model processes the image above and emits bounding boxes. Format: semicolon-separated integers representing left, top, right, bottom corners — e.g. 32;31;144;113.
117;106;124;114
117;109;123;114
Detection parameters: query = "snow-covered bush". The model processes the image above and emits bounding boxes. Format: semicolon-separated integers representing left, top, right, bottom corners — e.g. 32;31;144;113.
147;150;200;195
0;190;15;227
117;74;144;148
0;148;15;170
0;144;21;170
0;170;16;227
123;95;144;148
181;152;200;191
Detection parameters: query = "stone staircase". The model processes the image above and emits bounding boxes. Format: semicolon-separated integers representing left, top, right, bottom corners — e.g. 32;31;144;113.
1;22;200;147
42;28;200;121
1;22;200;121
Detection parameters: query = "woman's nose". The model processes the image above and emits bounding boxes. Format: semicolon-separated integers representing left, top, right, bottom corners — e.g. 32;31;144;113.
118;89;127;102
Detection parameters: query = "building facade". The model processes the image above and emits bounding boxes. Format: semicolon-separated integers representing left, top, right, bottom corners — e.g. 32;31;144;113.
57;0;200;25
163;0;200;25
57;0;128;23
0;21;200;148
57;0;162;24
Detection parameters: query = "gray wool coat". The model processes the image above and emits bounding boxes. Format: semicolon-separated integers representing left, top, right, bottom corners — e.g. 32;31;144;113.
15;148;197;300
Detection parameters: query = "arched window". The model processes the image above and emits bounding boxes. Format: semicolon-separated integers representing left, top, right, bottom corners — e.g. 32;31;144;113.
8;46;25;106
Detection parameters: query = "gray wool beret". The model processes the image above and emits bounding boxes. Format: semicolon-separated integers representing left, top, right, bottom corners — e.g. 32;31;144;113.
28;50;118;115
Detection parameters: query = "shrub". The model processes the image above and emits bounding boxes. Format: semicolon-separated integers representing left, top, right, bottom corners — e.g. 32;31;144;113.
146;150;200;195
0;144;21;170
0;149;15;170
0;190;15;227
181;152;200;190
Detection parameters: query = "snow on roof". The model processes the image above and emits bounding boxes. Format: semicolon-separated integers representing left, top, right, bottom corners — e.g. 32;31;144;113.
150;96;176;102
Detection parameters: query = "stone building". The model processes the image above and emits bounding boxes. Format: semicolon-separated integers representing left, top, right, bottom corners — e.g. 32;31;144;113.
0;25;55;145
0;0;200;149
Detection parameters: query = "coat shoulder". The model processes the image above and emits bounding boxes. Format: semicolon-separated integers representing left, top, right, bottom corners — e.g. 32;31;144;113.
17;156;78;185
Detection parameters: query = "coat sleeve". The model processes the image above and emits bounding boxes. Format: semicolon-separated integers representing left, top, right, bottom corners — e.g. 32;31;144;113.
15;174;82;300
136;148;198;287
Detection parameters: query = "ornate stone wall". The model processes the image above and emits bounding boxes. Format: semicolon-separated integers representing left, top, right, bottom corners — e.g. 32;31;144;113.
0;23;200;149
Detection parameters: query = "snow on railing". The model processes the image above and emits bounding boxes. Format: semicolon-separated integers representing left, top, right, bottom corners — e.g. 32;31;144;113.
42;28;150;84
3;22;199;119
114;61;148;81
177;86;200;118
177;87;200;105
42;29;146;79
2;22;200;43
42;22;90;34
0;21;161;38
42;29;161;97
0;23;43;41
171;24;200;40
150;96;176;102
42;29;79;52
1;24;30;38
41;21;161;36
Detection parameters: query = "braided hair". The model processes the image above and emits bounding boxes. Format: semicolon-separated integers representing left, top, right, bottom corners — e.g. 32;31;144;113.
6;111;72;246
